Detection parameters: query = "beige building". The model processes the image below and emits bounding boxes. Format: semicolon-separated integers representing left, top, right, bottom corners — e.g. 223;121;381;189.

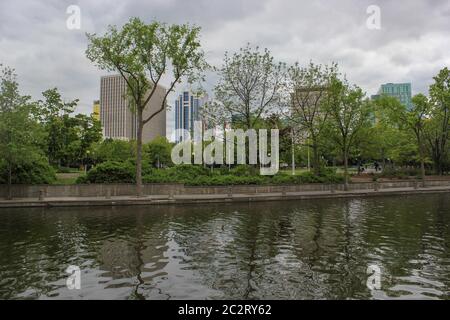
100;74;166;143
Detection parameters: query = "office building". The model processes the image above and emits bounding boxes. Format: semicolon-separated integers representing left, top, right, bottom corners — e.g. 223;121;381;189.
174;91;208;141
290;86;329;117
100;74;166;143
371;83;413;110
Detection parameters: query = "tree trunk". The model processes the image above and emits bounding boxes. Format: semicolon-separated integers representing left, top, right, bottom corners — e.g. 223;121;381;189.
291;132;295;176
136;108;143;197
434;152;442;175
343;149;349;191
418;137;426;184
7;163;12;200
312;141;320;175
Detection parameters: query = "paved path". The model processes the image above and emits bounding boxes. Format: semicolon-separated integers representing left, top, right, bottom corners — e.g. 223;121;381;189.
1;185;449;208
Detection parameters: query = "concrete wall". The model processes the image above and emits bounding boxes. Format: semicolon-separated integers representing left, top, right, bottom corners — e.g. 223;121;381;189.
1;180;449;199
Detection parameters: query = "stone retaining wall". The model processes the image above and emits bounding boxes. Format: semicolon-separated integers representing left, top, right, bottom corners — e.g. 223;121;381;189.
1;180;449;199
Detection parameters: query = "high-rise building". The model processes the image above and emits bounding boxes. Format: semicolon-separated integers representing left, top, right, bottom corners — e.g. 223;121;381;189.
100;75;166;143
371;83;413;110
174;91;208;141
92;100;100;121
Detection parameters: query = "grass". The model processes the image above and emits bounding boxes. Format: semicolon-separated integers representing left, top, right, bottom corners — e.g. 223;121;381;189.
53;173;82;185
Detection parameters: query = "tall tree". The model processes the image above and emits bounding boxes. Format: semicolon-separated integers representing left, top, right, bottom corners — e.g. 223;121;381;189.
286;62;337;174
66;114;103;168
91;139;136;164
37;88;78;166
143;136;173;168
326;76;371;189
200;100;231;131
214;44;286;130
371;96;414;168
387;94;432;181
425;67;450;175
0;65;45;199
86;17;207;196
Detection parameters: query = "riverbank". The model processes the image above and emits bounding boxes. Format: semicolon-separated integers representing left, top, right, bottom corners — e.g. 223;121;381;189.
1;184;449;208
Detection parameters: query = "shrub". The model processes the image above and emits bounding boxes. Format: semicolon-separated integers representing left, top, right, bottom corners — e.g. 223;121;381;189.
169;165;210;180
0;157;56;184
380;167;427;179
186;175;267;186
143;136;173;168
229;165;259;177
270;175;299;184
92;139;135;163
78;161;135;183
79;161;344;186
75;174;89;184
142;165;210;184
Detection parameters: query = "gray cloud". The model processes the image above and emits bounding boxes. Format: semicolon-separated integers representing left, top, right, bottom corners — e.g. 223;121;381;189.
1;0;449;137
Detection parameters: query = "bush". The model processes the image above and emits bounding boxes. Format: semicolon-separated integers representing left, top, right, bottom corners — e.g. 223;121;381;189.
0;157;56;184
380;167;427;179
168;165;211;180
79;161;344;186
142;165;209;184
143;136;173;168
75;174;89;184
187;175;266;186
78;161;135;183
315;168;344;183
92;139;135;163
229;165;259;177
271;171;343;184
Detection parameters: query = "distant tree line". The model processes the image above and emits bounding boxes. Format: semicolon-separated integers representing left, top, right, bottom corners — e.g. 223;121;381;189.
0;64;174;197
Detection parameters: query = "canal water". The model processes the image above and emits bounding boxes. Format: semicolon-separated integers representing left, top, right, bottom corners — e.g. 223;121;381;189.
0;194;448;300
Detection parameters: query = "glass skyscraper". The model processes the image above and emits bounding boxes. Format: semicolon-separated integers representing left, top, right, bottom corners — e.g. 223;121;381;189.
371;83;413;110
174;91;207;142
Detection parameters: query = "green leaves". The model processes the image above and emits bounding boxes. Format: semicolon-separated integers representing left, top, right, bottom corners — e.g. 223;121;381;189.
86;18;208;194
0;65;52;186
34;88;101;167
143;136;173;168
86;18;208;112
215;44;286;129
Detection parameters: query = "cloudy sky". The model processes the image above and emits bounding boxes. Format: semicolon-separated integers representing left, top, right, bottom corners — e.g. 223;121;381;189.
1;0;449;136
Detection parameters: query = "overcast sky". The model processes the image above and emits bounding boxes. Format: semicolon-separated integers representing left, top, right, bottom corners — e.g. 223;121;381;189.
1;0;449;137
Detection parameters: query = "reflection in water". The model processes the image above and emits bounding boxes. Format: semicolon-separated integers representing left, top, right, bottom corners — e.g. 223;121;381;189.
0;194;448;300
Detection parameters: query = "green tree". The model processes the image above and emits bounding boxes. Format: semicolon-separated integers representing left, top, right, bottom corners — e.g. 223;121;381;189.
91;139;136;163
287;62;337;175
372;96;418;168
37;88;78;166
70;114;102;169
425;67;450;175
325;76;372;189
0;65;49;198
86;17;207;196
215;44;286;130
143;136;173;168
401;94;431;180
